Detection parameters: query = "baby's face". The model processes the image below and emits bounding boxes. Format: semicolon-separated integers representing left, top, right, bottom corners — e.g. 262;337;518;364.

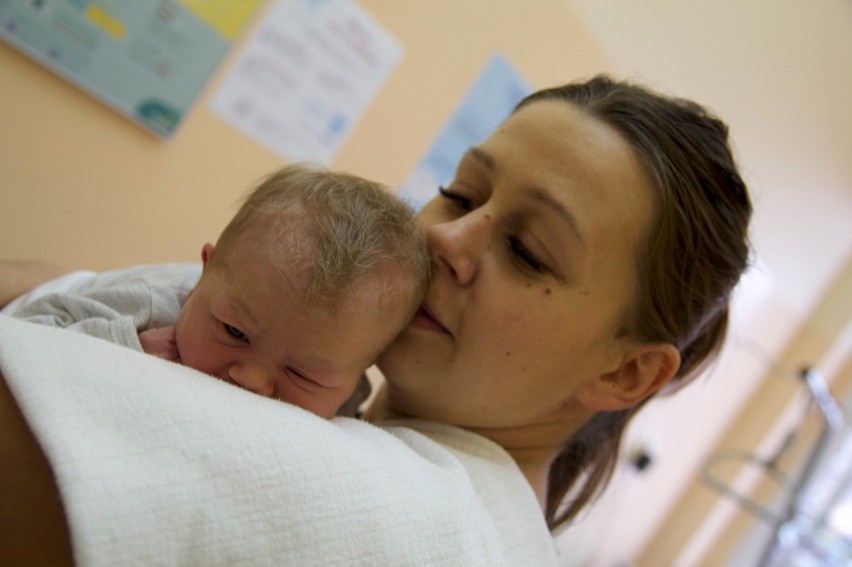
175;245;411;419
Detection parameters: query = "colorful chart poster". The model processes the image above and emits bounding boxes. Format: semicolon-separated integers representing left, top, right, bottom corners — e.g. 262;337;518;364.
0;0;262;137
397;54;532;211
209;0;403;165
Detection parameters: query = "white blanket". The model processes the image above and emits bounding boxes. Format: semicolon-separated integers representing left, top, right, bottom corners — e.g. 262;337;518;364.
0;315;558;566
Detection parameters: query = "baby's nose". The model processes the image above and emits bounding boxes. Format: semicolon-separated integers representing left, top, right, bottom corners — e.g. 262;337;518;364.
228;362;275;398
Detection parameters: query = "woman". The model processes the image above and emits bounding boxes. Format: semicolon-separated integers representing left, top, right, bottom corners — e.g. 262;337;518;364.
368;75;751;529
0;75;751;562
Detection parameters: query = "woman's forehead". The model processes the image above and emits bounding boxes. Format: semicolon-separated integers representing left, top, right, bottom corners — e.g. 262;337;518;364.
480;100;658;267
484;101;655;218
493;100;633;166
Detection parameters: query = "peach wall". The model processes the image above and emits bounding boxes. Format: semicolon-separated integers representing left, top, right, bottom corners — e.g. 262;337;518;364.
0;0;611;272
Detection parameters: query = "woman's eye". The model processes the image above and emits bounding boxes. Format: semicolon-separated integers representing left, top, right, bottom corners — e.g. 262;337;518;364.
225;324;247;341
509;237;546;273
438;186;473;211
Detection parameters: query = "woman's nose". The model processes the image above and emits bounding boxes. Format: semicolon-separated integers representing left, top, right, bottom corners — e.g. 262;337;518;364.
425;214;485;286
228;361;275;398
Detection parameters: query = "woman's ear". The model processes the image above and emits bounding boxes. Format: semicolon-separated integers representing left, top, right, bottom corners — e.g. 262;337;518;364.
576;343;681;411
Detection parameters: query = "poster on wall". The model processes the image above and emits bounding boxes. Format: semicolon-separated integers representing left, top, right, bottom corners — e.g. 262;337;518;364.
397;54;532;211
209;0;403;165
0;0;262;137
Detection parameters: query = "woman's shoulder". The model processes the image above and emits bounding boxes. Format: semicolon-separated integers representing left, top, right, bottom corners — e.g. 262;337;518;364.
356;418;560;564
0;317;559;565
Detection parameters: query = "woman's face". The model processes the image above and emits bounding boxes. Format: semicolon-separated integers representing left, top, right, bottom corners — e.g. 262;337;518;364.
377;100;658;431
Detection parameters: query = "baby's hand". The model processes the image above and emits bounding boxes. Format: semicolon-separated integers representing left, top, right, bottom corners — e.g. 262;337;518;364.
139;326;180;362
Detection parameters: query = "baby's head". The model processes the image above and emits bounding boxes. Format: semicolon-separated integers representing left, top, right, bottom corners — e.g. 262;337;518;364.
175;165;431;418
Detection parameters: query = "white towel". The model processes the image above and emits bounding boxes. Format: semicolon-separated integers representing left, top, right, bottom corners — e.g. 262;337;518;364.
0;315;558;566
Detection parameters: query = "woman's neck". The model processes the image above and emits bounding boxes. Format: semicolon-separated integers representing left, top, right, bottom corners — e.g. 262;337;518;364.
466;423;575;513
513;452;556;512
363;385;584;513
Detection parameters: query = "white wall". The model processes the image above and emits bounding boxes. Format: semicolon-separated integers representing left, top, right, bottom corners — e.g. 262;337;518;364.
558;1;852;564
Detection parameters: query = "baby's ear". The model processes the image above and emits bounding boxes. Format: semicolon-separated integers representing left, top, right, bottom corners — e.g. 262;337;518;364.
200;243;215;268
576;344;681;411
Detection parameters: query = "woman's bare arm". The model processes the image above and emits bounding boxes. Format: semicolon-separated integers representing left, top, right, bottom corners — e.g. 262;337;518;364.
0;260;67;308
0;371;73;565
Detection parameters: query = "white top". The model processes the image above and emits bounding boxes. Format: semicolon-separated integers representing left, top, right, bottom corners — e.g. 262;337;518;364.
0;315;559;566
8;263;200;351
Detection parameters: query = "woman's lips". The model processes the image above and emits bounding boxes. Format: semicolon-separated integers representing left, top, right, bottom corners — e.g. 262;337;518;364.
410;306;451;335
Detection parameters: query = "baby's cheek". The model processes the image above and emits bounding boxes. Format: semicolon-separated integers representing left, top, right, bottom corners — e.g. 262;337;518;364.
174;334;204;371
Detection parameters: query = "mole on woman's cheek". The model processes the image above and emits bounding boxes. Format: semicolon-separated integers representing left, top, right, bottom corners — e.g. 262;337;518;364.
544;288;552;295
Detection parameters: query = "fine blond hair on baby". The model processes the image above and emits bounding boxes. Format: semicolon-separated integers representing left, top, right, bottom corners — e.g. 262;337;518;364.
212;164;431;316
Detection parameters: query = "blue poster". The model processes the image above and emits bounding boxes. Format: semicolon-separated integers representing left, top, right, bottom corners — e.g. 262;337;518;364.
0;0;261;137
397;54;532;211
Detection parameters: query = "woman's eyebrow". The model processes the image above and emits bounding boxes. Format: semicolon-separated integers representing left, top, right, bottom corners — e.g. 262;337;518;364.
466;146;495;170
525;186;586;247
467;145;585;245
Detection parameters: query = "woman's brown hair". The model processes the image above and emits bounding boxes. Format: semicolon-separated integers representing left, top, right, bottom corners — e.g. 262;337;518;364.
515;76;753;530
